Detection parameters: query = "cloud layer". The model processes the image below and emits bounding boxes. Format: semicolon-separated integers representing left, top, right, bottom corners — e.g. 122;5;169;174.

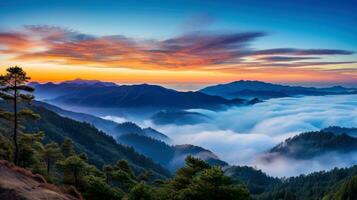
143;94;357;177
0;25;355;73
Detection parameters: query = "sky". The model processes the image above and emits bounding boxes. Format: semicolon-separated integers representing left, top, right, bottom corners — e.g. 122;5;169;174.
0;0;356;90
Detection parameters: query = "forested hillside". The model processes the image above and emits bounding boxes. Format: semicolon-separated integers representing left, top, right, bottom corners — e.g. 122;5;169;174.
24;105;171;177
118;133;227;171
0;66;252;200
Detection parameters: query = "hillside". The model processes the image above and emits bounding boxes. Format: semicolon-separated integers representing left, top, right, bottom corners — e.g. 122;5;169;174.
150;110;210;125
114;122;170;142
200;80;356;99
34;101;170;142
322;126;357;137
225;163;357;200
256;165;357;200
118;133;227;171
266;131;357;160
225;166;281;195
0;160;82;200
16;104;171;177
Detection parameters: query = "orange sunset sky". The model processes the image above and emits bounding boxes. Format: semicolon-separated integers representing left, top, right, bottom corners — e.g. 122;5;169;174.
0;1;356;90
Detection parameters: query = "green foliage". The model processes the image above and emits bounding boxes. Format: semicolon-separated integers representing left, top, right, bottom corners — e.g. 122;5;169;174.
226;166;281;195
254;166;357;200
61;137;76;157
323;175;357;200
128;182;156;200
0;66;37;165
24;105;171;178
0;133;12;161
153;156;250;200
179;167;250;200
56;155;88;188
18;132;46;174
82;175;124;200
42;142;64;175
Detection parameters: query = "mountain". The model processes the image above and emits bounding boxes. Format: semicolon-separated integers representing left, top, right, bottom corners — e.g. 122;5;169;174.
256;165;357;200
200;80;357;99
33;101;118;133
117;133;227;171
322;126;357;137
30;81;245;110
61;78;118;87
29;81;117;100
225;163;357;200
0;160;82;200
33;101;170;142
2;103;172;178
150;110;210;125
266;130;357;160
114;122;170;142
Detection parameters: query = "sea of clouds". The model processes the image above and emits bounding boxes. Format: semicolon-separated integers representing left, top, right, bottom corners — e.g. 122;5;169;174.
143;94;357;177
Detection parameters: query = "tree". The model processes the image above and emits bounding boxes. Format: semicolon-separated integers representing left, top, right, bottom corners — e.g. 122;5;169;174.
182;167;251;200
128;182;156;200
103;165;114;184
323;176;357;200
42;142;64;175
0;132;13;161
0;66;38;165
18;132;45;170
155;156;251;200
57;155;87;188
61;137;75;157
115;159;135;178
82;175;124;200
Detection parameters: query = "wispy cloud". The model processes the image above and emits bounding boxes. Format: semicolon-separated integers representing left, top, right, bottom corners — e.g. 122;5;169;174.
0;25;355;74
253;48;354;56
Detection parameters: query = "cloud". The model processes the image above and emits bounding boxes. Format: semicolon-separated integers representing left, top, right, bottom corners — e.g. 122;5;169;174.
253;48;354;56
0;25;355;72
260;56;320;62
255;152;357;177
143;94;357;177
102;115;128;124
0;32;33;53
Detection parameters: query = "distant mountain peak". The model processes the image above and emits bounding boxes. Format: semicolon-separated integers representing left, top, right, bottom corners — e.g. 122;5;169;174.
61;78;118;86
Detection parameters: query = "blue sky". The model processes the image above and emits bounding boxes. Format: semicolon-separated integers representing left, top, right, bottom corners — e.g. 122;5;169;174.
1;0;356;49
0;0;356;88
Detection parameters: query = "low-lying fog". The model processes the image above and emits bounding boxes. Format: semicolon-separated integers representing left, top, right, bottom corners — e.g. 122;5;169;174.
141;95;357;177
97;95;357;177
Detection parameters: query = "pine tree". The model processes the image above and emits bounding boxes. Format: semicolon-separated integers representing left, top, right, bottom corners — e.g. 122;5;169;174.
61;137;75;157
0;66;39;165
57;155;87;188
42;142;64;175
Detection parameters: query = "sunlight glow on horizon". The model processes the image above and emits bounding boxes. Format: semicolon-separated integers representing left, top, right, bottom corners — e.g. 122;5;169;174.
0;0;356;89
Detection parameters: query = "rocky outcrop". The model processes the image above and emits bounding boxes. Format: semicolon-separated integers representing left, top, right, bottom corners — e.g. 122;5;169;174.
0;160;82;200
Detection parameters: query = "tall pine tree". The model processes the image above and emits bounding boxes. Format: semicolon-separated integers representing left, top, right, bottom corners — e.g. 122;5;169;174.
0;66;39;165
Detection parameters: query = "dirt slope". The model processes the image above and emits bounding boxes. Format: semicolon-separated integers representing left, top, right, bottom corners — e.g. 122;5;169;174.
0;160;82;200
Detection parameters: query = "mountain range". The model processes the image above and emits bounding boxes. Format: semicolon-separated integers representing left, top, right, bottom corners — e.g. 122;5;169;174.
34;101;172;142
32;101;226;171
200;80;357;99
30;81;245;110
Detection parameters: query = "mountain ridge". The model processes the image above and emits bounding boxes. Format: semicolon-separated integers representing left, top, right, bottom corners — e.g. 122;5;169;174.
200;80;357;99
